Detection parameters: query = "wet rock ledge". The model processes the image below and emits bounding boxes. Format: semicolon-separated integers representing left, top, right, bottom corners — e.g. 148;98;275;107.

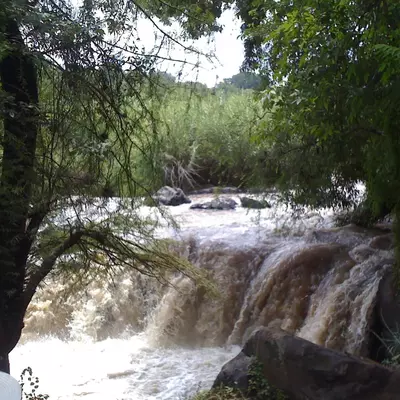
214;325;400;400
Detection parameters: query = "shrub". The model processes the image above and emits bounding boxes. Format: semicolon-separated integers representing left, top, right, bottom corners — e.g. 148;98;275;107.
248;360;288;400
379;328;400;367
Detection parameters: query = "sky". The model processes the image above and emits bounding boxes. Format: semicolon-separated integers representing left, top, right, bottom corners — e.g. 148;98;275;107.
70;0;245;87
135;9;245;87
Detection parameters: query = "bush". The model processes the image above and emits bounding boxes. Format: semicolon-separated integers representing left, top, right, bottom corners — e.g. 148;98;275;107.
248;360;288;400
378;326;400;367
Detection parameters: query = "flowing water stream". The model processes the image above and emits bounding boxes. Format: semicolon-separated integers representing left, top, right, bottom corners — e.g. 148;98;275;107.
9;192;394;399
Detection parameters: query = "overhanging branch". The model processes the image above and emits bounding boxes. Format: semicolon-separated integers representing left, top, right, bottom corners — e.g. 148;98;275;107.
23;230;84;309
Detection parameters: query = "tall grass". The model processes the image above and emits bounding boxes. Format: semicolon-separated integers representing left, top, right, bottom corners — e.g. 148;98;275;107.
129;84;267;191
39;70;270;197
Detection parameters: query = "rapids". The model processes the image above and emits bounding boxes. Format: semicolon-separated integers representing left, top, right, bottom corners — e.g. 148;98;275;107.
10;192;394;399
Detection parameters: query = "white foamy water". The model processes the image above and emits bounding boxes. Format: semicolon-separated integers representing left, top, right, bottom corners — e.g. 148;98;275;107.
150;193;336;246
11;189;380;400
11;335;240;400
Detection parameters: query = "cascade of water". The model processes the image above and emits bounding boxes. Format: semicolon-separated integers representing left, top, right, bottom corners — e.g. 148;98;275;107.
13;191;394;399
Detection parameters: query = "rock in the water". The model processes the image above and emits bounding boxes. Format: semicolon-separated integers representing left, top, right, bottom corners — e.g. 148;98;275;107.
240;197;271;209
369;233;395;250
214;326;400;400
190;197;237;210
212;352;255;393
154;186;191;206
306;224;378;248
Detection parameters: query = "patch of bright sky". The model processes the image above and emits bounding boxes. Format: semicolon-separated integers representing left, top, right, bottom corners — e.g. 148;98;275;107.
135;9;244;87
71;0;244;87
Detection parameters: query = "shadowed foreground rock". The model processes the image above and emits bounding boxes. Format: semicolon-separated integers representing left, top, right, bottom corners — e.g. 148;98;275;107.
213;352;255;392
214;326;400;400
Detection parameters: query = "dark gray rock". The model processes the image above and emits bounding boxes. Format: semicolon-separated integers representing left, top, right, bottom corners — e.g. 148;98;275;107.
190;197;237;210
214;325;400;400
240;197;271;209
369;234;395;250
213;352;254;392
154;186;191;206
305;224;379;248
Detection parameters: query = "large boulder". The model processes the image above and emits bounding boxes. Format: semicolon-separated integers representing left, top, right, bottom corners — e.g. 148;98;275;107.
214;326;400;400
154;186;191;206
212;352;255;392
190;197;237;210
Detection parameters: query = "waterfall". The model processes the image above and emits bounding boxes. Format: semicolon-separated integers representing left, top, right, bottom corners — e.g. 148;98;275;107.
12;192;394;399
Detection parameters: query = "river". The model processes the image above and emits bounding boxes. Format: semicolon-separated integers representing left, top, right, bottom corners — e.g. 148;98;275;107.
10;190;392;399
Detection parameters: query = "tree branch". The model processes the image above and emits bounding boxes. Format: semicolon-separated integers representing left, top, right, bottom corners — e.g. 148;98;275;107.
26;200;55;236
23;230;84;309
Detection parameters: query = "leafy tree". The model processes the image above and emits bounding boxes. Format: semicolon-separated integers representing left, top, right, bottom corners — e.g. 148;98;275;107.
0;0;230;373
238;1;400;216
217;72;263;90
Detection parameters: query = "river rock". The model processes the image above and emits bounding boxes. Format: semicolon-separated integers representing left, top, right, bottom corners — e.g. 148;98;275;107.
214;325;400;400
240;197;271;209
212;352;255;392
190;197;237;210
306;224;379;248
154;186;191;206
369;233;395;250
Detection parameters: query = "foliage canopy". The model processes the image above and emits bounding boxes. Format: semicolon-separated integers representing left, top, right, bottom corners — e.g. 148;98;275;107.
238;0;400;216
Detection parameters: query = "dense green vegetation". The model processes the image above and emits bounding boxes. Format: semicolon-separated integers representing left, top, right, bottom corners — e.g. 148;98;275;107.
139;81;265;190
216;72;263;91
236;0;400;277
38;70;267;195
238;0;400;212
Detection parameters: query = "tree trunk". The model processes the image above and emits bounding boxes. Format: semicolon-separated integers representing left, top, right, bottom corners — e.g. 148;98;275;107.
0;18;39;372
0;354;10;374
